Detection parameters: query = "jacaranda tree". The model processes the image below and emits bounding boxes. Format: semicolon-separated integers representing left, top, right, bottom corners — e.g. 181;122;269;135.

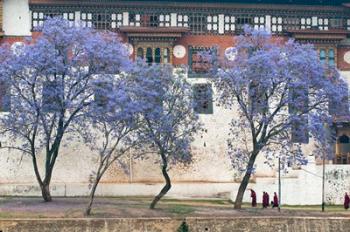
135;64;202;209
0;18;130;202
82;72;145;215
214;27;347;209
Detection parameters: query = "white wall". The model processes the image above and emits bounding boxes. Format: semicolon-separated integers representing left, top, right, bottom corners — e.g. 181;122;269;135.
3;0;31;36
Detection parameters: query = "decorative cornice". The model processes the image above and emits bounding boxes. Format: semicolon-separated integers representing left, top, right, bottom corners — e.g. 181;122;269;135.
288;29;350;42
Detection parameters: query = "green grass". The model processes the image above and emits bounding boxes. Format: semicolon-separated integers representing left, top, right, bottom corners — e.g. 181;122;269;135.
165;204;195;215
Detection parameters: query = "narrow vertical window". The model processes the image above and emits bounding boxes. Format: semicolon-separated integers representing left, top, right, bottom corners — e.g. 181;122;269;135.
193;83;213;114
289;86;309;144
137;47;144;59
329;84;349;116
42;80;62;112
328;49;335;66
163;48;170;63
301;17;311;29
271;16;283;33
150;15;158;27
154;48;161;63
249;81;267;115
94;80;113;109
319;49;326;64
146;47;153;64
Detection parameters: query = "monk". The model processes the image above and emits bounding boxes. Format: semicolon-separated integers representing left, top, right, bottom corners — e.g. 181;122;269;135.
262;192;268;208
250;189;257;207
272;192;279;208
344;192;350;210
266;192;270;207
262;192;266;208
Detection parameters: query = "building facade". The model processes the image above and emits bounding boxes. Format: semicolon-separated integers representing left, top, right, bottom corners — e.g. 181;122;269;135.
1;0;350;205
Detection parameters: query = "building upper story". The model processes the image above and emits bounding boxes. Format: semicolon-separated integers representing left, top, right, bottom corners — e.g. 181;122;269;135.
1;0;350;70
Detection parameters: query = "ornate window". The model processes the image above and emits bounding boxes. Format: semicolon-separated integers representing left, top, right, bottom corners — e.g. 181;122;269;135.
329;18;343;29
32;12;45;28
236;16;253;33
177;14;189;27
92;13;111;30
207;15;218;33
224;15;235;32
138;46;171;64
81;13;93;28
283;17;300;30
318;18;329;30
129;13;141;26
335;134;350;164
188;46;216;77
189;13;206;34
193;83;213;114
32;11;75;29
271;16;283;33
62;13;75;27
318;47;336;66
141;13;159;27
253;16;265;30
111;13;123;29
159;14;170;27
301;17;312;29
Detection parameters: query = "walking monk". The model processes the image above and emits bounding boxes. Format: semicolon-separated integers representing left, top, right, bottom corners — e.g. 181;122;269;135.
344;192;350;210
272;192;279;208
262;192;267;208
250;189;257;207
266;192;270;207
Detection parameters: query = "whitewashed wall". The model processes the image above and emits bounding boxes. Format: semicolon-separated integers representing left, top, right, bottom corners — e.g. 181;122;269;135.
0;0;349;205
3;0;31;36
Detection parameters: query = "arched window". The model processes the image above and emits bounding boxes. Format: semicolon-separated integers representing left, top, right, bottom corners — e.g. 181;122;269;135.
137;47;144;59
155;48;161;63
163;48;170;63
146;47;153;64
338;134;350;144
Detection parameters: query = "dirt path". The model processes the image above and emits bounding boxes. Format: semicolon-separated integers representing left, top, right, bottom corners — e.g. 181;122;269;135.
1;197;350;219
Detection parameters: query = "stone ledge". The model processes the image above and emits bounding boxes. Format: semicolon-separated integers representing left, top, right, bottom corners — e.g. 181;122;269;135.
1;217;350;232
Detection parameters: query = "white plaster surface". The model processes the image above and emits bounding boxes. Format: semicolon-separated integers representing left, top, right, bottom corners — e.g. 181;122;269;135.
3;0;31;36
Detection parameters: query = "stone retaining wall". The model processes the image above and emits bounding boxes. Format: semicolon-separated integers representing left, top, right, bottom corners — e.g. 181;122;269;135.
0;217;349;232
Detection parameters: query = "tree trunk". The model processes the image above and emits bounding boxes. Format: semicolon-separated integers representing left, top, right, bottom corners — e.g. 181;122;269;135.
234;151;258;209
85;176;101;216
150;154;171;209
40;182;52;202
32;155;52;202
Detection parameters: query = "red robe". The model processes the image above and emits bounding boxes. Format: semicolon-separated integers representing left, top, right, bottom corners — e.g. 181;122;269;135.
344;193;350;210
262;192;267;208
266;193;270;207
250;190;257;207
273;193;279;208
